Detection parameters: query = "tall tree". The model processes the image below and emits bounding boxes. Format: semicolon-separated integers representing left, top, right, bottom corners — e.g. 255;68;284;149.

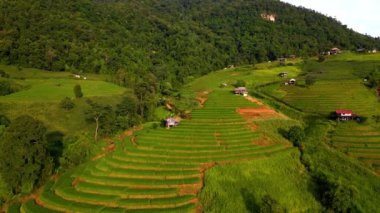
0;115;52;194
85;100;115;141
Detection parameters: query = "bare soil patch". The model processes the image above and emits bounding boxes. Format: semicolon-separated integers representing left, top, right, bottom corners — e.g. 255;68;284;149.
197;91;209;107
251;134;274;147
245;96;264;106
237;108;286;119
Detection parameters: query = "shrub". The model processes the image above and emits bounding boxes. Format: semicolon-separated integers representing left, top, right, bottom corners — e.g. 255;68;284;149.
260;195;284;213
60;97;75;110
0;114;10;127
318;55;325;62
234;79;246;87
0;70;9;78
305;75;316;87
73;84;83;98
0;81;12;96
287;126;305;147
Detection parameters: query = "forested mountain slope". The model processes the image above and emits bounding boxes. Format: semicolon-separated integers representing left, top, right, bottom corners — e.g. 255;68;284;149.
0;0;379;84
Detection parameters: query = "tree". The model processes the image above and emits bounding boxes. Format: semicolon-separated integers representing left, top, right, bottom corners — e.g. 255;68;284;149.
60;97;75;110
234;79;246;87
287;126;305;147
115;95;141;129
45;131;64;170
134;75;158;120
318;55;325;62
0;81;12;96
305;75;317;87
85;100;115;141
0;115;52;194
73;84;83;98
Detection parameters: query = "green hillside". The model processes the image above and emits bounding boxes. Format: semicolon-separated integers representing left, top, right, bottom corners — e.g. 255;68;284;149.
0;0;379;85
1;0;380;212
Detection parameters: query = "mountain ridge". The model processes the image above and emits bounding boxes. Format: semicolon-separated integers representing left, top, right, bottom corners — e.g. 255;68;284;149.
0;0;379;84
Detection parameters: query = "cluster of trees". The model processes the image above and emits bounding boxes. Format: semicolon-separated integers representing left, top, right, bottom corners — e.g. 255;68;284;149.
0;0;379;86
0;116;53;194
366;66;380;88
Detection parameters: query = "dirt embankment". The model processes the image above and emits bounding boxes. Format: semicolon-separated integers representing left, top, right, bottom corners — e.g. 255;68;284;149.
197;91;209;108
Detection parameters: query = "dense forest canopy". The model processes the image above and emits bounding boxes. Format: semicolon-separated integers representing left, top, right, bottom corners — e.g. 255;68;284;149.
0;0;379;85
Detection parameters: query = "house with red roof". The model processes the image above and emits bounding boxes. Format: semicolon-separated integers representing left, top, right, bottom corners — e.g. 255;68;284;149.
335;110;356;121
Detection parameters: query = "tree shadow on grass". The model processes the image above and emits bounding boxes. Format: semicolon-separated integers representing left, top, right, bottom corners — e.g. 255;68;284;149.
278;127;288;139
241;188;260;213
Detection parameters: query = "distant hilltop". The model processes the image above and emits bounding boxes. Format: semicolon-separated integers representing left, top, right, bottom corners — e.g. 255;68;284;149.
0;0;379;84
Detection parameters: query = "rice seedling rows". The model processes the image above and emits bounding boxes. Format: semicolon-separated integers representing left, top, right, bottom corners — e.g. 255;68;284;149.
331;123;380;172
25;90;289;212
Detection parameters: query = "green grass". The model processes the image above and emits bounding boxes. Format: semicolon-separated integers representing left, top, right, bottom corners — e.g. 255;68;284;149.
331;122;380;172
0;65;127;134
24;86;291;212
13;55;380;212
0;79;126;102
200;149;321;212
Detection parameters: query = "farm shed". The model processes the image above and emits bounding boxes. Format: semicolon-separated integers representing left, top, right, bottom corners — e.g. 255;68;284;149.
335;110;357;121
288;79;296;85
166;117;179;128
330;47;341;55
234;87;248;96
278;57;287;65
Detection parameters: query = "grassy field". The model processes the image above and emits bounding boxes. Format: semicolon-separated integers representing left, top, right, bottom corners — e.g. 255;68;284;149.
18;88;294;212
0;65;127;133
200;149;321;212
4;54;380;212
331;122;380;173
255;53;380;173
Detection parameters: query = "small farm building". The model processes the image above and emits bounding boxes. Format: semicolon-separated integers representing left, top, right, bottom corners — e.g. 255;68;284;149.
234;87;248;96
335;110;356;121
330;47;341;55
278;57;287;65
288;79;296;85
166;117;179;128
356;48;366;53
279;72;288;78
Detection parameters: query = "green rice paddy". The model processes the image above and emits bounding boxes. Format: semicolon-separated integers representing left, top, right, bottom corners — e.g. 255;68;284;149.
20;89;290;212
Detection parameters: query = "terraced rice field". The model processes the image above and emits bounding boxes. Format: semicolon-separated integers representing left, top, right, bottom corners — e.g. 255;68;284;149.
20;90;290;212
331;123;380;174
282;80;380;116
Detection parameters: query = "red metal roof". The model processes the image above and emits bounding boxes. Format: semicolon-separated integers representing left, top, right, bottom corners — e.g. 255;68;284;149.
335;110;352;114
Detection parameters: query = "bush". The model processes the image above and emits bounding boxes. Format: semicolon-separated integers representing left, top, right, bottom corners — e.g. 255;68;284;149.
260;195;284;213
73;84;83;98
0;70;9;78
287;126;305;147
0;81;13;96
318;55;325;62
59;134;93;171
305;75;316;87
0;114;10;127
234;79;246;87
60;97;75;110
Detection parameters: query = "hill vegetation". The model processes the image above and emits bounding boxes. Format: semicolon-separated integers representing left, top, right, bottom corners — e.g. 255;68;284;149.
1;0;379;87
1;0;380;212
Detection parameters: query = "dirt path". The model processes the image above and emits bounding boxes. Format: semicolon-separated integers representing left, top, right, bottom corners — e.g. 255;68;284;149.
197;91;209;108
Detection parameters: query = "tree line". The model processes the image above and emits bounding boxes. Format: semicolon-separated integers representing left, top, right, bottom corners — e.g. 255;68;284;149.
0;0;379;87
